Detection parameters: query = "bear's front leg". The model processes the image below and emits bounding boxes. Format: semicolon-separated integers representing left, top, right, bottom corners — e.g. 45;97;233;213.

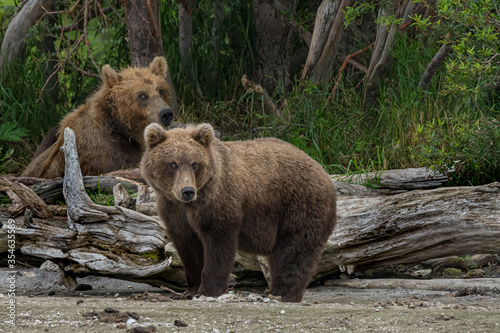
197;225;240;298
169;230;205;299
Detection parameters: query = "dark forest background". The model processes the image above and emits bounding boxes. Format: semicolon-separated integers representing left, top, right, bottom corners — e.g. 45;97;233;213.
0;0;498;185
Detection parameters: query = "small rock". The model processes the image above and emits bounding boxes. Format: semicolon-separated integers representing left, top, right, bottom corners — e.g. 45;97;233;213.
21;271;36;278
279;310;285;314
411;269;432;278
40;260;60;272
76;299;84;305
174;319;188;327
127;326;157;333
216;293;237;302
114;293;120;298
75;284;93;291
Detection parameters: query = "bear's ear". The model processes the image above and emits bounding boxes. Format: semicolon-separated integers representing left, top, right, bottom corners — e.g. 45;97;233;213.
101;65;122;87
192;123;214;147
150;57;168;77
144;123;167;149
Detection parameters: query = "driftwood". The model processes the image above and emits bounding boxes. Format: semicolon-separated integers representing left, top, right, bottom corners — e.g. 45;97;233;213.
325;278;500;293
331;167;449;193
0;178;53;219
316;182;500;277
9;128;500;292
29;175;144;204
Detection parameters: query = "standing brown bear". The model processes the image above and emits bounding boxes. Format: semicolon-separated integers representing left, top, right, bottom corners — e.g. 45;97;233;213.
141;123;337;302
22;57;175;179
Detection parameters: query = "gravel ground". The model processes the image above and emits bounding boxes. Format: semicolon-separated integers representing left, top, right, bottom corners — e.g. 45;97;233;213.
1;267;500;333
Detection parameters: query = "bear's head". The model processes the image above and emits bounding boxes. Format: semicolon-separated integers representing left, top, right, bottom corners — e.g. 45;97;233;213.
141;123;216;203
101;56;175;147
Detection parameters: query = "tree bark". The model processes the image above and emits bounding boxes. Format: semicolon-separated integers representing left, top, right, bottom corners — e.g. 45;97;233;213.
0;0;53;77
301;0;353;84
418;36;452;91
124;0;178;111
252;0;297;94
362;0;413;106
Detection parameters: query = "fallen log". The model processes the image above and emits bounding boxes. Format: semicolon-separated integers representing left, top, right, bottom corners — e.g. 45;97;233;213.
0;178;53;219
331;167;449;193
11;128;500;292
316;182;500;277
325;278;500;293
29;175;144;204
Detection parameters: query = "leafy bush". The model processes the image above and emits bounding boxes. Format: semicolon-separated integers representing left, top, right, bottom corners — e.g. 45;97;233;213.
0;122;28;173
412;117;500;185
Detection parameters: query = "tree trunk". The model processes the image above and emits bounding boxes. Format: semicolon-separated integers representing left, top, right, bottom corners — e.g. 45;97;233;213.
418;35;452;91
0;0;53;77
362;0;413;106
124;0;178;111
252;0;297;94
301;0;353;84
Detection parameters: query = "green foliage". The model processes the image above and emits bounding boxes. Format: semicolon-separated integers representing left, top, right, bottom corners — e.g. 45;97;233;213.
412;116;500;185
0;122;28;173
412;0;499;95
0;0;498;188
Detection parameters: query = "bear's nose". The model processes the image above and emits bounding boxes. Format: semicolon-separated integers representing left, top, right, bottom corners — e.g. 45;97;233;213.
159;108;174;127
181;187;196;201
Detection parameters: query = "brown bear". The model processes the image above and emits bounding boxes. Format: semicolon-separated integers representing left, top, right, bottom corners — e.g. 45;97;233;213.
140;123;337;302
22;57;175;179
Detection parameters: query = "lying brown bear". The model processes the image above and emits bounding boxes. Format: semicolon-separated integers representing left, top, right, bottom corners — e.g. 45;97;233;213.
141;123;337;302
22;57;175;178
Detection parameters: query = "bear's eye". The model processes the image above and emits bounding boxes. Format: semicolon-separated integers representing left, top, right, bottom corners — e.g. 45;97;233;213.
192;163;199;170
138;93;148;101
169;162;178;169
159;88;166;97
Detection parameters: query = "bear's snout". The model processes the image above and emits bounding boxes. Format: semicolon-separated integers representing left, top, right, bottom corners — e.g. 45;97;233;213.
181;186;196;201
159;108;174;127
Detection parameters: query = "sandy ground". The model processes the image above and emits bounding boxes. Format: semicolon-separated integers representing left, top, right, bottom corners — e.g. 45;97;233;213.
1;267;500;333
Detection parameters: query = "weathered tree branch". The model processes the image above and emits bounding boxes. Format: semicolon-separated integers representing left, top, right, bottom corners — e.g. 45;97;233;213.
418;35;452;91
241;74;281;117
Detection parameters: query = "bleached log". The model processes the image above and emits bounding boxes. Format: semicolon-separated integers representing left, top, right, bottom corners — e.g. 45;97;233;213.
317;182;500;276
325;278;500;293
14;128;182;290
331;167;449;192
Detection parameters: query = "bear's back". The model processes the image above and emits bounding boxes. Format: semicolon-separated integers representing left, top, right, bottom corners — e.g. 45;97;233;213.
222;138;336;254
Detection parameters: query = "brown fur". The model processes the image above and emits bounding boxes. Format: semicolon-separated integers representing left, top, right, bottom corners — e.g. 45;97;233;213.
22;57;175;178
141;123;337;302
